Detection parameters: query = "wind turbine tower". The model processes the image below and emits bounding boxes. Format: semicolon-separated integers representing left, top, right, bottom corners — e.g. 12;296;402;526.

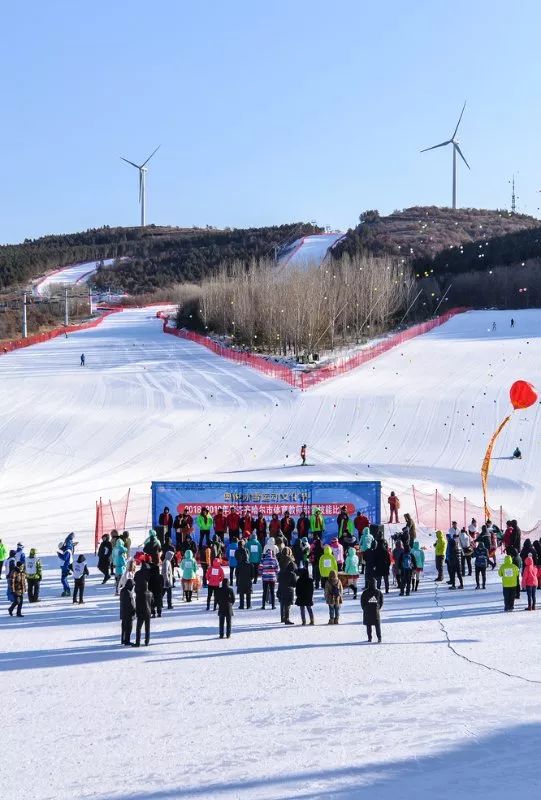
121;145;161;226
421;102;470;209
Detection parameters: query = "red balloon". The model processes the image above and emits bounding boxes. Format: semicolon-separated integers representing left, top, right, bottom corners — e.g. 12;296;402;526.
510;380;538;410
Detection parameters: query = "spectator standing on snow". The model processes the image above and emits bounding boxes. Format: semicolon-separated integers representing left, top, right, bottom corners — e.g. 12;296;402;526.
310;532;324;589
280;512;295;544
354;511;370;538
58;544;72;597
134;580;152;646
392;539;403;589
324;570;343;624
295;567;314;625
255;512;267;546
199;542;211;588
319;545;338;591
120;577;136;645
212;508;227;541
197;507;213;548
161;551;174;610
15;542;26;567
113;537;127;595
499;555;520;611
411;541;424;591
236;556;253;610
506;546;522;600
278;557;297;624
247;532;262;583
157;507;173;545
329;536;344;571
175;510;193;546
227;539;238;584
399;545;416;596
97;534;112;583
468;518;478;539
388;491;400;523
26;548;42;603
0;538;6;578
8;563;26;617
296;511;310;542
216;578;235;639
434;530;446;582
359;527;374;575
180;549;197;603
448;534;464;590
310;508;325;539
459;528;473;576
259;548;278;610
344;546;359;599
72;554;89;604
522;556;537;610
474;543;488;589
374;538;391;593
206;557;224;611
360;578;384;643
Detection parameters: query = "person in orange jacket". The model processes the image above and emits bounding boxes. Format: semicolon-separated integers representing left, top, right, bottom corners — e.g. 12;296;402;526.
388;492;400;524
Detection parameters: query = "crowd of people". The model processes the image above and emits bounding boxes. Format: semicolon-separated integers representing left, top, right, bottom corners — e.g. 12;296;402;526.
2;504;539;642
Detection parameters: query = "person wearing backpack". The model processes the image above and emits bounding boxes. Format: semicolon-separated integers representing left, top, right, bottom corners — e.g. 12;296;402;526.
360;577;384;643
399;545;416;596
324;570;343;624
25;548;42;603
474;543;489;589
72;554;89;604
295;567;315;625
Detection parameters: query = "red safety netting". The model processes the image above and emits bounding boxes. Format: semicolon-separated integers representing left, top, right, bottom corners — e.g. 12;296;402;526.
411;486;507;531
161;308;469;391
0;308;122;356
94;491;131;552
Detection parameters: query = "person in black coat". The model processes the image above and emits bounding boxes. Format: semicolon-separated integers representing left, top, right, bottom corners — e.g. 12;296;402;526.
235;540;249;569
134;584;152;647
360;578;384;643
373;539;391;593
216;578;235;638
120;577;136;645
363;541;377;586
277;560;297;624
236;560;252;609
97;534;113;583
447;536;463;590
295;568;314;625
147;558;163;618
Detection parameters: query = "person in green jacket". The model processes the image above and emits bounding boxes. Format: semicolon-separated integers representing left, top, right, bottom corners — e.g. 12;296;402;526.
26;548;43;603
310;508;325;536
498;554;520;611
247;532;262;583
434;530;446;582
411;541;425;592
318;545;338;590
181;549;198;602
197;507;214;548
0;538;6;579
344;547;359;599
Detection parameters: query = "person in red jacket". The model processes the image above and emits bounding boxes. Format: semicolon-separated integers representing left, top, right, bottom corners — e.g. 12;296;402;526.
297;511;310;540
226;507;241;541
354;511;370;535
269;514;281;537
206;557;225;611
255;512;267;545
241;511;254;537
502;521;513;551
158;507;173;544
280;512;295;544
388;492;400;524
213;508;227;541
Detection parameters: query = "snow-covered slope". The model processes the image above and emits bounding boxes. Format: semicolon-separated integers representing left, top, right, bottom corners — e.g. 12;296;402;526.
0;307;539;555
33;258;116;296
279;232;344;268
3;306;541;800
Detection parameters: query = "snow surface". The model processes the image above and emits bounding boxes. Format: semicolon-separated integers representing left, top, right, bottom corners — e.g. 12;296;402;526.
33;258;116;296
279;233;344;269
3;306;541;800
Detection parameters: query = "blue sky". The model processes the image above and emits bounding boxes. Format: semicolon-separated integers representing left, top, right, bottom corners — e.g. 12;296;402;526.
1;0;539;243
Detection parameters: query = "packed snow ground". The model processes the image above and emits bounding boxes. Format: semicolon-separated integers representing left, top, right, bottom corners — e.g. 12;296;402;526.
3;306;541;800
33;258;116;296
279;232;344;268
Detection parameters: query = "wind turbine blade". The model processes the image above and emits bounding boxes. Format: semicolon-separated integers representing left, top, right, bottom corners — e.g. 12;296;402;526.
141;144;161;168
454;142;470;169
120;157;141;169
420;140;451;153
452;101;467;140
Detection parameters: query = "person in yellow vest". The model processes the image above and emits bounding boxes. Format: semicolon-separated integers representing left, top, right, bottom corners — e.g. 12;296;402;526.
318;545;337;591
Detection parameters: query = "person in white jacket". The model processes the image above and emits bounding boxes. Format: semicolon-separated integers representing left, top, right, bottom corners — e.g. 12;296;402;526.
161;551;174;610
118;558;136;593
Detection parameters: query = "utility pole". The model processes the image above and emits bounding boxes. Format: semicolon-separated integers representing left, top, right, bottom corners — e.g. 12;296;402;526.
64;288;69;327
22;292;27;338
510;174;517;214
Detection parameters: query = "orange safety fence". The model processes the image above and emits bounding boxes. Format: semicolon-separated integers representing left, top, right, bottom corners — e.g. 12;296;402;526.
94;490;131;553
409;485;507;531
0;308;122;356
160;308;469;391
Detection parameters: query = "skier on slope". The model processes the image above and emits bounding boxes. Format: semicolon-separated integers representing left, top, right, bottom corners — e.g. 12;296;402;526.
300;444;307;466
80;353;85;366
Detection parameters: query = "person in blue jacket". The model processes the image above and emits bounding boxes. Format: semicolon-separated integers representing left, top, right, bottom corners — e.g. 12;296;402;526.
227;539;238;584
411;541;425;592
58;546;72;597
247;533;262;583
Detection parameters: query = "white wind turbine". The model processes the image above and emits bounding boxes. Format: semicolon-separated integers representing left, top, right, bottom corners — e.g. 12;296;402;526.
421;102;470;209
121;145;161;226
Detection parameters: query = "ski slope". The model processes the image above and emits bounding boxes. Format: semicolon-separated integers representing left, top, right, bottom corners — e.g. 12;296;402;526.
279;232;344;268
33;258;116;296
3;307;541;800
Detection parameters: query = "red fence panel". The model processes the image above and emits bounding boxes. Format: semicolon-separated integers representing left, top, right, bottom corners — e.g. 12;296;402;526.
95;490;131;552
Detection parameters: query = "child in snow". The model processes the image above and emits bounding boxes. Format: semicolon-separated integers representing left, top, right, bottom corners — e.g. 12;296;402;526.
324;570;343;624
498;555;520;611
344;546;359;599
120;577;136;645
72;554;89;604
522;556;537;610
216;577;235;639
295;568;314;625
360;578;384;643
411;541;425;591
26;548;42;603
